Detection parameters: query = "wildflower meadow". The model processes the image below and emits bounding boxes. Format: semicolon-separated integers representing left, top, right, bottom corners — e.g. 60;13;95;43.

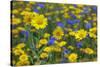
11;1;97;66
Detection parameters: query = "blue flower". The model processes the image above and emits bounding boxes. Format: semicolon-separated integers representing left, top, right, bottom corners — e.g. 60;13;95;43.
73;4;77;8
57;22;64;27
21;30;29;40
67;19;73;25
63;48;70;54
85;23;92;29
83;7;90;14
34;9;39;13
64;50;70;54
92;6;97;12
67;19;80;25
37;4;44;8
76;42;83;48
70;13;76;19
48;37;55;45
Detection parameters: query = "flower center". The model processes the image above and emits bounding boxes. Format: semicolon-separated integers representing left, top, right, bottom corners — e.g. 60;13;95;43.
56;32;61;36
37;21;43;25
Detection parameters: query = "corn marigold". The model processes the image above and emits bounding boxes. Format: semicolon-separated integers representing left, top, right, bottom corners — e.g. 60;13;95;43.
31;14;48;29
75;29;87;41
53;26;64;40
21;11;38;24
84;48;94;55
68;53;78;62
40;52;48;59
12;17;21;25
56;41;67;47
39;39;48;45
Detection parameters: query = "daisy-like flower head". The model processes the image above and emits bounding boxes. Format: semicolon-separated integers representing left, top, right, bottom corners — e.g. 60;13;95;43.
40;52;48;59
21;11;38;24
75;29;87;41
68;53;78;62
19;54;28;62
39;38;48;45
84;48;94;55
31;14;48;29
53;26;64;40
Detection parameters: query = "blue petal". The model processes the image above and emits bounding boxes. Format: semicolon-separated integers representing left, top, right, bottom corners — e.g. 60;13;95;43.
85;23;92;29
57;22;64;27
48;37;55;45
21;31;29;40
34;9;39;13
76;42;83;48
37;4;44;8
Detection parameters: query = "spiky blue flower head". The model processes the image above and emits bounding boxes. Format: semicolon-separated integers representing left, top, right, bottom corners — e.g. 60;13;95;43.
37;3;45;8
85;23;92;29
92;6;97;12
34;8;39;13
48;37;56;45
57;22;64;28
67;19;80;25
20;30;29;40
76;42;83;48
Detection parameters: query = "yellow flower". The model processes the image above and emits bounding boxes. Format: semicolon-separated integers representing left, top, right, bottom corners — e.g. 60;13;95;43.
17;27;25;31
68;53;78;62
16;61;22;66
19;54;28;61
69;31;75;36
12;29;19;35
40;52;48;59
13;48;25;56
88;32;96;39
16;43;25;49
25;7;31;11
53;26;64;40
56;18;60;22
69;5;75;9
21;11;38;24
16;60;30;66
89;27;97;34
12;9;19;14
31;14;48;29
84;48;94;55
64;13;70;19
43;47;52;52
75;8;82;14
12;17;21;25
36;44;42;49
68;46;74;50
53;46;61;52
75;29;87;41
39;39;48;45
88;27;97;39
57;41;67;47
44;33;50;38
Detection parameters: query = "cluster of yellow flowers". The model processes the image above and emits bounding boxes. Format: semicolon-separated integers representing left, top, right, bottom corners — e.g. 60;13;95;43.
12;10;48;30
69;29;87;41
12;43;30;66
